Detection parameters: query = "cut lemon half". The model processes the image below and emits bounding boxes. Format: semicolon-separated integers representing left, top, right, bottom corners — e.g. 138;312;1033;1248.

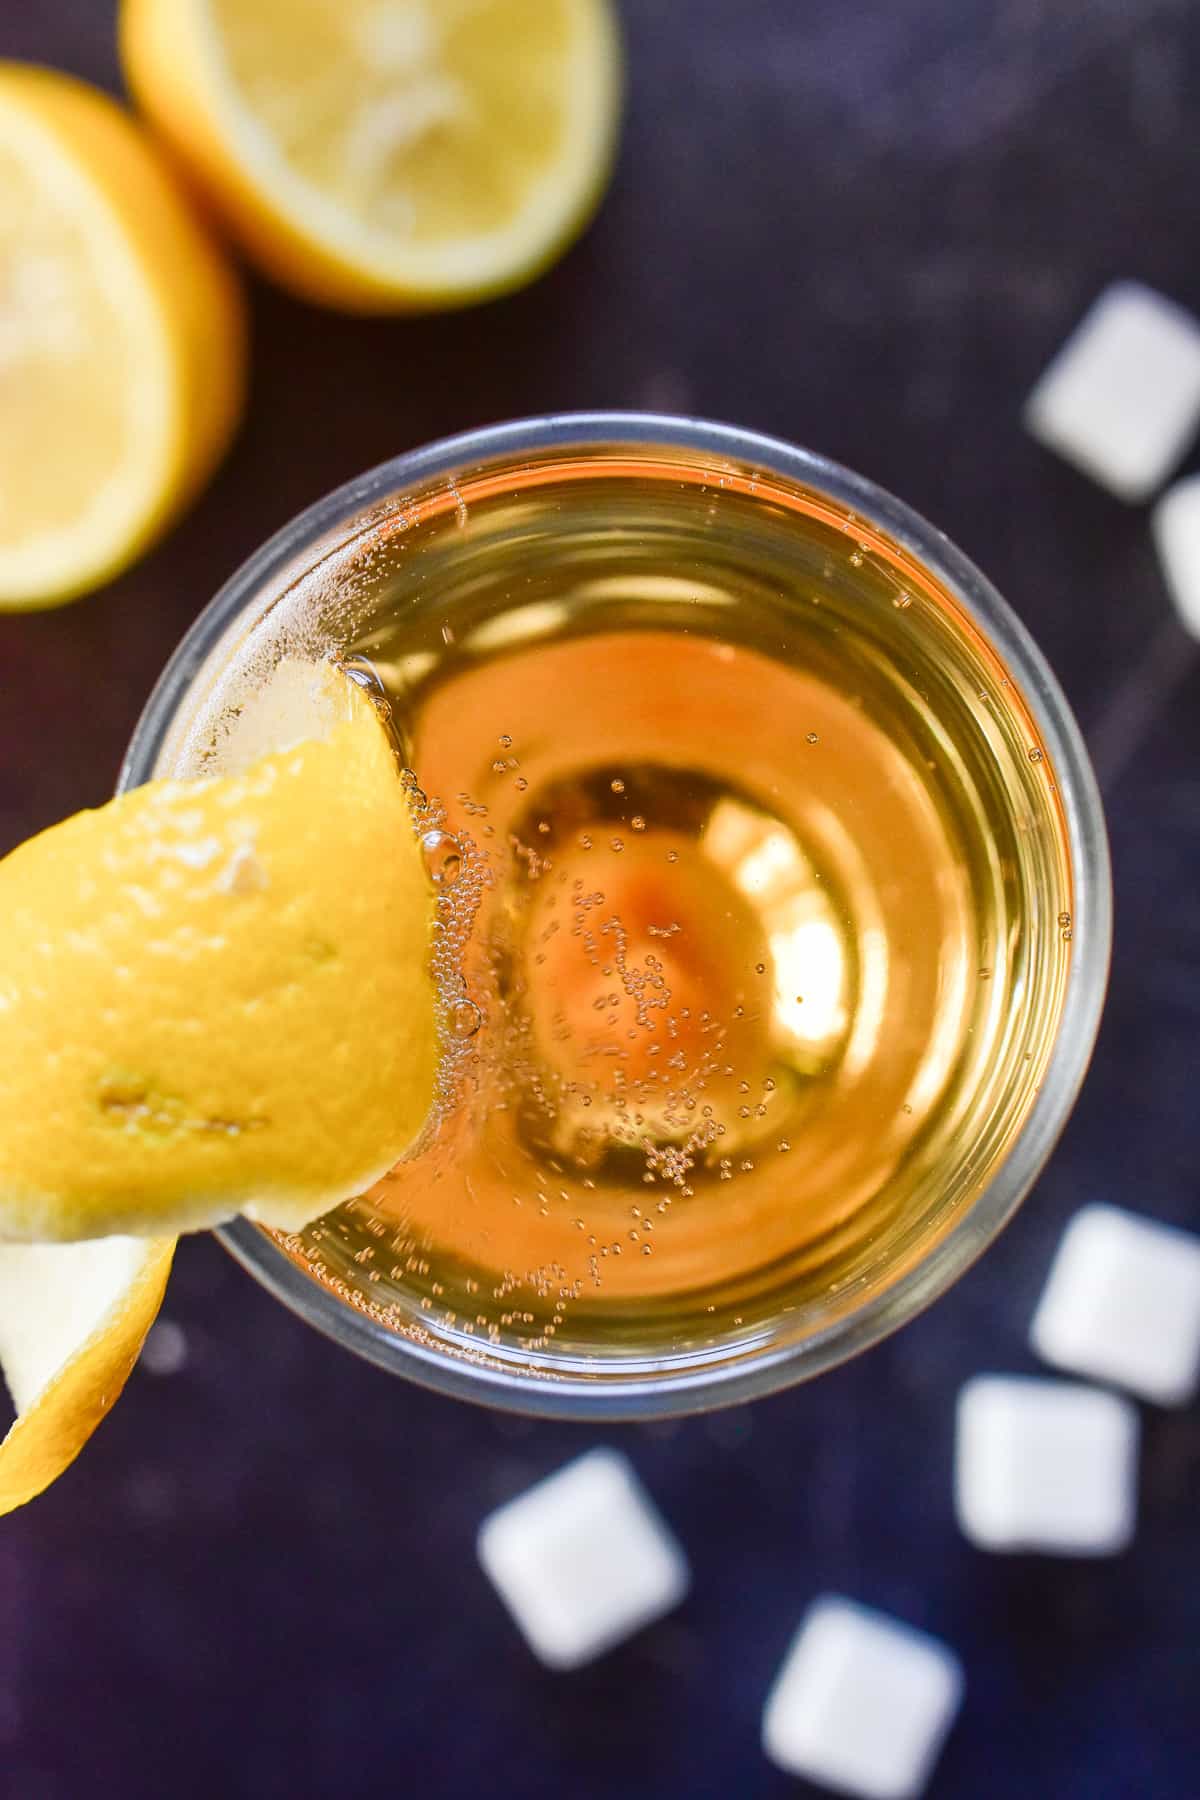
0;65;245;609
121;0;622;311
0;1236;174;1515
0;662;438;1242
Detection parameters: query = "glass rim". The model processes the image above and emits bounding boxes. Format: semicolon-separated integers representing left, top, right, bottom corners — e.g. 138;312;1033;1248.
120;411;1112;1419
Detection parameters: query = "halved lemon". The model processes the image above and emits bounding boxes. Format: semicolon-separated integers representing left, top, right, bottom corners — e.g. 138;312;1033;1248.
121;0;623;311
0;65;245;609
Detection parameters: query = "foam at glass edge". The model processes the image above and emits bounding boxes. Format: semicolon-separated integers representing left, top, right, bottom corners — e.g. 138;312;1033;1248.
164;549;380;782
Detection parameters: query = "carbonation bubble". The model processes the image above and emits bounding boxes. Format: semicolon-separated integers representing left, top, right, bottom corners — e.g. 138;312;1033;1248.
451;1000;483;1039
422;830;463;886
340;654;385;696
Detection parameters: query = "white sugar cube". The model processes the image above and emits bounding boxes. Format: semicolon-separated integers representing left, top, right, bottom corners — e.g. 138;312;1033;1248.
476;1448;689;1669
1024;283;1200;500
1152;475;1200;642
761;1597;963;1800
955;1375;1138;1555
1031;1204;1200;1405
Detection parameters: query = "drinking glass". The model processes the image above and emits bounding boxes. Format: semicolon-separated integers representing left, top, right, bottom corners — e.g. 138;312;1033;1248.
120;414;1110;1417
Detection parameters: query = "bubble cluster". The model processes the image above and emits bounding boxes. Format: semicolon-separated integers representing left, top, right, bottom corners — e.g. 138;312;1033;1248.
404;767;491;1132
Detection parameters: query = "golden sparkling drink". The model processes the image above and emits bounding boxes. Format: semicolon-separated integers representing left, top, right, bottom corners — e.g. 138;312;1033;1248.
168;449;1072;1372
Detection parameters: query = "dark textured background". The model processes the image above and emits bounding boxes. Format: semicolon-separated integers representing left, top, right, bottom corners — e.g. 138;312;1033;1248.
3;3;1199;1795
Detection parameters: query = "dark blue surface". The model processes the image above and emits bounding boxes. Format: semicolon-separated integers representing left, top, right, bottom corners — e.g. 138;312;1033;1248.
2;3;1199;1795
